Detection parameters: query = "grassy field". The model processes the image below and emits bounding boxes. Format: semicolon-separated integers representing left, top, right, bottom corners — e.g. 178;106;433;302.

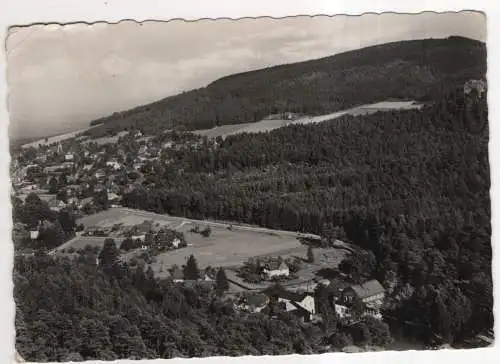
191;100;422;139
75;208;306;270
149;228;304;271
57;208;353;289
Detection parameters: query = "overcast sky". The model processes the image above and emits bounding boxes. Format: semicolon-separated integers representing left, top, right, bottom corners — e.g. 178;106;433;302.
7;11;486;140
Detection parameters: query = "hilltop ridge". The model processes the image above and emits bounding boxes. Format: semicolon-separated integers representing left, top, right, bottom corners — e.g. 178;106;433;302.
85;36;486;138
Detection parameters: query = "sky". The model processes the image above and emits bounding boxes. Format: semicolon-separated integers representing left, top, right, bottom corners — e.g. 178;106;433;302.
6;11;486;140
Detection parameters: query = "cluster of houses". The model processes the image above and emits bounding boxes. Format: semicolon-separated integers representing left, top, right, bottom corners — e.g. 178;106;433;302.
238;256;300;283
11;129;199;217
83;220;187;252
232;279;386;324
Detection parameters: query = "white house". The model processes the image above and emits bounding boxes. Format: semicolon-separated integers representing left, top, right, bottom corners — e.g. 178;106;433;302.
107;192;121;202
267;287;316;321
278;294;316;316
106;160;122;170
30;230;39;240
334;304;350;319
263;261;290;279
65;153;74;161
95;170;106;179
171;238;181;249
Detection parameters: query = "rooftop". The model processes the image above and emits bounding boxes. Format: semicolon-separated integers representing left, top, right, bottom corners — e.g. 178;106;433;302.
349;279;385;299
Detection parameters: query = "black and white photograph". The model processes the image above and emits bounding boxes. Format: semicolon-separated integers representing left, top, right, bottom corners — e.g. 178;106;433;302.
5;9;493;362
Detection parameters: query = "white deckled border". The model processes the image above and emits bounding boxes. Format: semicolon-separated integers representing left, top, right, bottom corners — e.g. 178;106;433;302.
0;2;498;364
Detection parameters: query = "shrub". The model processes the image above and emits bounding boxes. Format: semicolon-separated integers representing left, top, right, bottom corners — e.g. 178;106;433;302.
200;226;212;238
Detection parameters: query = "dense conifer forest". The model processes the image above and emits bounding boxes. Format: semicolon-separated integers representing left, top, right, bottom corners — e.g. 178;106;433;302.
120;88;491;342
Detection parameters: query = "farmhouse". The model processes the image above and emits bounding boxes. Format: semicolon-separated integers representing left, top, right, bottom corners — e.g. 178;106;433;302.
30;230;39;240
65;153;74;161
262;260;290;279
338;279;385;320
342;279;385;308
266;286;316;322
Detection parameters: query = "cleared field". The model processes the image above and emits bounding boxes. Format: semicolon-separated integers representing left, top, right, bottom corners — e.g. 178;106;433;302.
193;123;253;138
150;228;303;270
190;100;422;139
76;208;306;269
82;131;129;146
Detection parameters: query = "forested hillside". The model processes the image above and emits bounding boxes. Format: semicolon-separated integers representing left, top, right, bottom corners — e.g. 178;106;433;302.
121;87;491;343
85;36;485;137
15;250;394;361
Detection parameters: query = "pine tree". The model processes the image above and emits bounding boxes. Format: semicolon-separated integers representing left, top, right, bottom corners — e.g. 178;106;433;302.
48;177;58;194
200;226;212;238
99;238;120;268
307;246;314;263
215;268;230;292
183;255;200;280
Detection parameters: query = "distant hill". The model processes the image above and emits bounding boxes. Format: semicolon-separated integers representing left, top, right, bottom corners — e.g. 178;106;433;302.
86;36;486;138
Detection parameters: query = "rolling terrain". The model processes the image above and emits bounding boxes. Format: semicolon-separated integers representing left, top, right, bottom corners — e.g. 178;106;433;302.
85;36;485;138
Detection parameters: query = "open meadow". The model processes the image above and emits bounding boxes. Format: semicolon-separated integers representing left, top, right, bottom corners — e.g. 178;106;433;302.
193;100;422;139
75;208;306;270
